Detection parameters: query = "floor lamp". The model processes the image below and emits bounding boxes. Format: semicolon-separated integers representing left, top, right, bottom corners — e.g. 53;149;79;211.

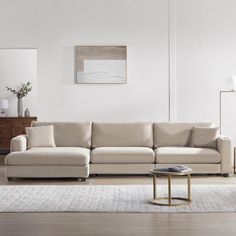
219;90;236;134
219;76;236;174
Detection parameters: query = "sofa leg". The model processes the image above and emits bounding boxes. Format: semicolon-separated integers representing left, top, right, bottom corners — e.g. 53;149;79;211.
223;174;229;177
7;177;13;181
89;174;97;177
77;178;86;182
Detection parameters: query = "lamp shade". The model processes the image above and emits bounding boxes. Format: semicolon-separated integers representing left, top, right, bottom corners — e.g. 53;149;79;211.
226;76;236;91
0;99;9;109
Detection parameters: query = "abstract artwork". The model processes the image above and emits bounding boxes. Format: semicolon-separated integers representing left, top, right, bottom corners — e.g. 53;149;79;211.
75;46;127;84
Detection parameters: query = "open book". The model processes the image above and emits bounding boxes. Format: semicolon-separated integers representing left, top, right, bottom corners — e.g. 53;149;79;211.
153;165;192;173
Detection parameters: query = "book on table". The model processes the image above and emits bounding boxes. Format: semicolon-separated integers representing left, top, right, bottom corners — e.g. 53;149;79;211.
153;165;192;173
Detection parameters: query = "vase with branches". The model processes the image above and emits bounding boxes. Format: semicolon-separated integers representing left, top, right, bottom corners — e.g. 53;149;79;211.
6;82;32;117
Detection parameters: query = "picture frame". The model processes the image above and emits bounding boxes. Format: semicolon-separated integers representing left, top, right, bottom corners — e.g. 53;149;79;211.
75;46;127;84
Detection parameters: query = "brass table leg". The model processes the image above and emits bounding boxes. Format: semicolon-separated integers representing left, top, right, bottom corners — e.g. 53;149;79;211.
187;173;191;201
150;172;192;206
153;174;156;199
168;175;172;206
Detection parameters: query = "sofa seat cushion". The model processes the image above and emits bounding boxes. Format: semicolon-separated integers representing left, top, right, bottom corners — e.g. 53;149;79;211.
155;147;220;164
91;147;155;164
5;147;90;166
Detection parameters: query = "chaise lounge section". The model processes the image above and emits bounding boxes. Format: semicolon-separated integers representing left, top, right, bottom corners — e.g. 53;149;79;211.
6;122;92;180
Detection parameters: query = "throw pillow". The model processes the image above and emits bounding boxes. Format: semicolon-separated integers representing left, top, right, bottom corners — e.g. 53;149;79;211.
191;126;219;149
26;125;56;148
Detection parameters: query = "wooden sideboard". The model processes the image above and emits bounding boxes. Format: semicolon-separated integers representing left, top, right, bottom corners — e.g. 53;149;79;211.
0;117;37;150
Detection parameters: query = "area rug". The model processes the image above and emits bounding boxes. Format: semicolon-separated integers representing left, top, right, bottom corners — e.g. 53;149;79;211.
0;185;236;213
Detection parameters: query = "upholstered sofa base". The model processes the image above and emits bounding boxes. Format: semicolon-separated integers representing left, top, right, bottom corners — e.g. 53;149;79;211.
90;164;155;174
5;163;228;178
90;163;222;175
5;165;89;178
156;164;222;174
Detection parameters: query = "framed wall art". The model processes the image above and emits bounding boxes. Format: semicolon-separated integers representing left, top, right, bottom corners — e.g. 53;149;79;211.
75;46;127;84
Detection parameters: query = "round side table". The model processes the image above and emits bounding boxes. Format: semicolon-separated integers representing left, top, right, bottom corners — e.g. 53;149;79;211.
150;170;192;206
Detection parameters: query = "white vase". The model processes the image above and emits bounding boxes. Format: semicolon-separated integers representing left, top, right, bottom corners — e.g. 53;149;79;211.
24;108;30;117
17;98;23;117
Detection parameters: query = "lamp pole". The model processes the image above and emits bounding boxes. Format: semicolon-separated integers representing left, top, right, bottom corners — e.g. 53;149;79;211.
219;90;236;134
219;90;236;174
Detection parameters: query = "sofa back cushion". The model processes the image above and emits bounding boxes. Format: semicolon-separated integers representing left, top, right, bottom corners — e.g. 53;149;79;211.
92;122;153;148
32;122;92;148
153;122;213;148
191;126;219;149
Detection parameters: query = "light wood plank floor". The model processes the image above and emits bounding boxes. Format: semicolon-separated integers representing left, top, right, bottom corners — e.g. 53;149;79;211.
0;155;236;236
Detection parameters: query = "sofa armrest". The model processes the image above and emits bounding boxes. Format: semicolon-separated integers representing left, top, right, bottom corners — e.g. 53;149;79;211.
10;135;27;153
217;136;233;174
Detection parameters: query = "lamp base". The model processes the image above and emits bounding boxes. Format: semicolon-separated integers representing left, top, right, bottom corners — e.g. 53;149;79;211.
0;111;6;117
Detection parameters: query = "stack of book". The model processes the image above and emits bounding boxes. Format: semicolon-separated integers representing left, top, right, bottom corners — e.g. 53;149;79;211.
153;165;192;173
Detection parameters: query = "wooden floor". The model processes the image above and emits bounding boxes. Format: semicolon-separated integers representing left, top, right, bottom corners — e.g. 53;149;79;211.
1;155;236;236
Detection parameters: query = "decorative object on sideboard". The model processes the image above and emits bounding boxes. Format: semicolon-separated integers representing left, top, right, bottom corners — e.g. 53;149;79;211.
75;46;127;84
17;98;23;117
0;99;8;117
6;82;32;117
226;76;236;91
24;108;30;117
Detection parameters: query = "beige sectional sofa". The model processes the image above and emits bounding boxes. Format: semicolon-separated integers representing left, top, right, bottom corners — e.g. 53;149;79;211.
5;121;233;180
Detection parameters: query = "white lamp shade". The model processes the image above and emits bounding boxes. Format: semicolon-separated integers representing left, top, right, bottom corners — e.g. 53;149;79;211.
0;99;9;109
226;76;236;91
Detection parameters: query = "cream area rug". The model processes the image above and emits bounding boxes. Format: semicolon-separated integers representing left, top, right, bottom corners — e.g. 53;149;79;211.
0;185;236;213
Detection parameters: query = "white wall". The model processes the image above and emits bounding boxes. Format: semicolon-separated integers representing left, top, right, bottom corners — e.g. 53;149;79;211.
1;0;236;142
0;0;169;122
0;49;37;116
175;0;236;141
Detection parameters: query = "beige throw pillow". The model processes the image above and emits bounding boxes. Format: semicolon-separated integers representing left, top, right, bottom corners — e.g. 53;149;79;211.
191;126;219;149
26;125;56;148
